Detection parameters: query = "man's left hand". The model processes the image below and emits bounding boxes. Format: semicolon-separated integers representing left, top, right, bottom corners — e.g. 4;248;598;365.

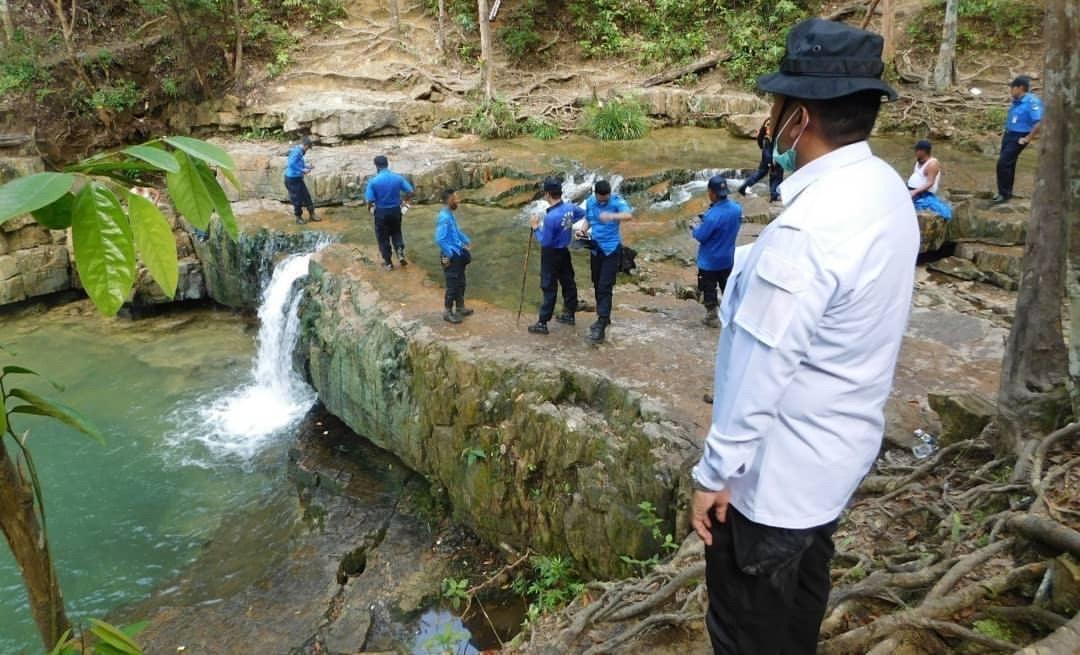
599;212;615;223
691;488;731;547
1019;137;1029;145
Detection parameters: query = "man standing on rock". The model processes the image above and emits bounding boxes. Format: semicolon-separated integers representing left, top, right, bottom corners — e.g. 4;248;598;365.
581;179;633;344
690;19;918;655
365;155;414;270
992;75;1041;205
690;176;742;328
435;188;472;324
528;177;584;335
284;136;320;225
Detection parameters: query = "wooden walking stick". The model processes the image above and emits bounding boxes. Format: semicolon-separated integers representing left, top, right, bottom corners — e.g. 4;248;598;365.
516;230;534;326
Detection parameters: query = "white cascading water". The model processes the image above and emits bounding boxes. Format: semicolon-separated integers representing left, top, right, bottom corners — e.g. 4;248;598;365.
517;172;625;222
167;249;320;465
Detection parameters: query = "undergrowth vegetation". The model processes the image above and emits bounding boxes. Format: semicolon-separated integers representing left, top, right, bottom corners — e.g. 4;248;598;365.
460;98;559;139
581;97;649;140
906;0;1043;51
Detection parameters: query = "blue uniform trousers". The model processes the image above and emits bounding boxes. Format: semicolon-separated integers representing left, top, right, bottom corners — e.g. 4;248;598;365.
996;130;1028;199
538;247;578;322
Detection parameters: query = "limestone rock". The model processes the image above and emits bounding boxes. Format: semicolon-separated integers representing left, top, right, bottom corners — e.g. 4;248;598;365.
927;389;996;445
955;242;1023;291
917;211;947;253
725;113;768;139
928;256;982;282
947;200;1029;245
323;603;372;655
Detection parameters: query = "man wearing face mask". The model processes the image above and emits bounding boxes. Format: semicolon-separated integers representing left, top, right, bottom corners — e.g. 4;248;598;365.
689;18;918;655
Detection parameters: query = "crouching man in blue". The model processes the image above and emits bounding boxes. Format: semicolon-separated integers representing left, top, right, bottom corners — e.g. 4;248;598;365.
691;18;918;655
435;189;472;324
528;177;584;335
908;140;952;220
582;179;633;344
690;176;742;328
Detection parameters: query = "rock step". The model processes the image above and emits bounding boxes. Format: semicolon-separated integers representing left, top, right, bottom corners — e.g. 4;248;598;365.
955;242;1024;291
918;210;948;254
462;177;539;207
947;199;1030;246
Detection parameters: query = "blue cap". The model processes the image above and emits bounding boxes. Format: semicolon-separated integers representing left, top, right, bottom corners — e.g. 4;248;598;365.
708;175;729;197
542;177;562;194
914;139;932;152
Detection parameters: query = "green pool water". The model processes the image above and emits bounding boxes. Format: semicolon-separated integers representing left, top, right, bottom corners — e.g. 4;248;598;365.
0;304;282;653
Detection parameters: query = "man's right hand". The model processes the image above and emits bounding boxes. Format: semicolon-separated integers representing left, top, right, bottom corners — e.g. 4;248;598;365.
529;215;541;230
691;488;732;547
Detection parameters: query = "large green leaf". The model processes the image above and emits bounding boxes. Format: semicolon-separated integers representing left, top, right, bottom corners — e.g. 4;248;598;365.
164;135;236;170
165;151;214;229
123;145;180;173
89;619;143;655
196;162;239;239
72;182;137;316
127;191;178;298
8;387;105;445
0;172;75;225
30;192;75;229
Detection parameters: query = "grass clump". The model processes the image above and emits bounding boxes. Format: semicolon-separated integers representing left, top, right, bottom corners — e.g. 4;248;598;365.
525;117;559;140
581;97;648;140
462;97;528;139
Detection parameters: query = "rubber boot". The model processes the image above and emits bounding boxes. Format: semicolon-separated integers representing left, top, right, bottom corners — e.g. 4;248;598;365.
702;306;720;328
555;312;575;325
528;321;549;335
443;309;462;324
457;302;474;317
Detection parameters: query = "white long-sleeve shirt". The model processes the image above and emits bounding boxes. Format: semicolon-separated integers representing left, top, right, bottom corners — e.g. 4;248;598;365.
692;141;919;529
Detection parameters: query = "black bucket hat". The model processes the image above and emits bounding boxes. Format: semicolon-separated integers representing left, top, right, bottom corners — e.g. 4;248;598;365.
757;18;898;101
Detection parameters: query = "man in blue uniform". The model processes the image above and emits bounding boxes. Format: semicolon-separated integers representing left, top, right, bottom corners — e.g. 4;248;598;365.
691;176;742;328
434;189;472;324
528;177;584;335
365;155;415;270
284;136;319;225
993;75;1042;204
582;179;633;344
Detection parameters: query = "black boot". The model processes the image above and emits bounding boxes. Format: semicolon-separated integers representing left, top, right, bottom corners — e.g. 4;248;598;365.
295;216;307;225
443;309;462;324
397;249;408;267
555;312;575;325
587;319;608;344
457;303;474;317
702;305;720;328
737;183;748;196
528;321;549;335
308;210;321;222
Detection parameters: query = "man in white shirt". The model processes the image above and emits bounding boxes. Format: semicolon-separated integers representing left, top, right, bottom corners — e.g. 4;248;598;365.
690;18;919;655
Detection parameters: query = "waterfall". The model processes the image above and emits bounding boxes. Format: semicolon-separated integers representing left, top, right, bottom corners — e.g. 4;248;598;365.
166;248;323;466
516;171;625;222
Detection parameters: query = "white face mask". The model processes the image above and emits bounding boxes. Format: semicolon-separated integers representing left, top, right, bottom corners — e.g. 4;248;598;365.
772;107;808;173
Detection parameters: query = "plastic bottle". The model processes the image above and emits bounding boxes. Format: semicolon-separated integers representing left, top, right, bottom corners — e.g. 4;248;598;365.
912;428;938;459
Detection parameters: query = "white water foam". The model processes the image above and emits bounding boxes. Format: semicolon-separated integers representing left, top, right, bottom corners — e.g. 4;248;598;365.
166;249;322;466
516;171;625;222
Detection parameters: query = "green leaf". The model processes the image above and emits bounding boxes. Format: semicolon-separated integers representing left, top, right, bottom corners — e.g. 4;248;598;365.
164;135;236;170
46;629;73;655
127;191;178;298
220;166;241;192
31;192;75;229
8;387;105;445
72;182;137;316
2;365;38;376
0;172;75;225
120;621;149;638
165;151;214;229
123;145;180;173
196;162;238;239
89;619;143;655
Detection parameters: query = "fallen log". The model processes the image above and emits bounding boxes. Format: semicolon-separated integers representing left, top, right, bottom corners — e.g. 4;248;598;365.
1006;514;1080;558
642;53;729;87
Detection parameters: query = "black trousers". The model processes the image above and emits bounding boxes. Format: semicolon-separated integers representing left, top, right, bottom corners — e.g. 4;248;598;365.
996;130;1028;198
284;176;313;218
373;207;405;265
705;506;837;655
590;246;621;322
698;268;732;310
538;247;578;322
744;164;784;201
443;249;470;310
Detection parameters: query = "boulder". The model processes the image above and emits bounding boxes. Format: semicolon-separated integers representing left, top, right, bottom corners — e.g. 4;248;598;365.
726;113;768;139
917;211;948;253
927;389;996;445
955;243;1024;291
947;200;1029;245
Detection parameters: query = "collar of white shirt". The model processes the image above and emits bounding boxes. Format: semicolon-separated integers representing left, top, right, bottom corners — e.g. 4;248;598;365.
778;141;874;209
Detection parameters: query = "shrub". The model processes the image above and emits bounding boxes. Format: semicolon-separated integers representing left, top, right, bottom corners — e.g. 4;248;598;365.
907;0;1042;50
581;97;648;140
499;0;546;64
89;80;142;112
525;118;560;140
461;98;528;139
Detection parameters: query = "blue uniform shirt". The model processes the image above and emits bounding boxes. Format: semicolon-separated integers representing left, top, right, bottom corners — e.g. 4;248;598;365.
284;145;308;179
692;198;742;271
535;201;585;249
435;207;470;257
586;194;632;255
365;169;415;209
1005;93;1043;133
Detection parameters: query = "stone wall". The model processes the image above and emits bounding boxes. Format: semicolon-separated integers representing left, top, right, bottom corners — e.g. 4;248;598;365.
0;217;71;304
297;246;694;577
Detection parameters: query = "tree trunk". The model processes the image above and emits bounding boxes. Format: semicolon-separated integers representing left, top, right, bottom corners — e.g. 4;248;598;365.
477;0;494;101
233;0;243;82
1056;0;1080;420
881;0;894;64
933;0;959;91
0;0;14;46
436;0;446;57
167;0;208;96
996;0;1073;455
388;0;401;38
0;439;70;650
